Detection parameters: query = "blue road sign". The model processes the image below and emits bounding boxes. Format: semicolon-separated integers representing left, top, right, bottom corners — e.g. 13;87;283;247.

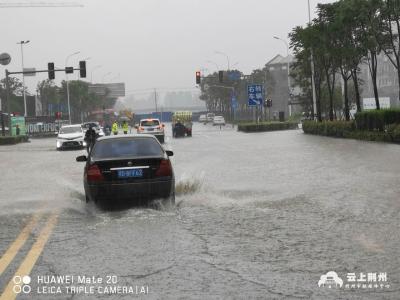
228;71;241;81
248;84;263;106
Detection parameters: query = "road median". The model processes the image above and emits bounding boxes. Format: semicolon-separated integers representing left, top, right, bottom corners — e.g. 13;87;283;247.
237;121;299;133
0;136;29;145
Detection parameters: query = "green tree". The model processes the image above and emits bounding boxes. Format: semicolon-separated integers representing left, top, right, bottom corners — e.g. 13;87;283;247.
0;77;25;113
37;79;61;116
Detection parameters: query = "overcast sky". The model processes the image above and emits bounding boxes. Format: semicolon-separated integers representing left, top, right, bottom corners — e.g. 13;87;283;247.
1;0;334;96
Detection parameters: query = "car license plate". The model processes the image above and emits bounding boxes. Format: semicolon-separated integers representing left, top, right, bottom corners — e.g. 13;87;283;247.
117;169;143;178
146;128;154;131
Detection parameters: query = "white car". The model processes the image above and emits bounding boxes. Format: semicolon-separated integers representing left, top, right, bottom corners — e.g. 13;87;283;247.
199;114;207;123
56;124;86;150
213;116;226;126
206;113;215;122
82;122;105;137
136;118;165;143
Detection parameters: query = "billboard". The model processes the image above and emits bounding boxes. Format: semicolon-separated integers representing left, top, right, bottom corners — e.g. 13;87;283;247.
363;97;391;110
88;83;125;98
11;116;26;136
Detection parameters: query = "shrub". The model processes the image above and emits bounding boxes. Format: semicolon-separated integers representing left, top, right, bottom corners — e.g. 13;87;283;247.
355;109;400;131
238;122;298;133
0;135;29;145
303;121;400;144
302;121;354;137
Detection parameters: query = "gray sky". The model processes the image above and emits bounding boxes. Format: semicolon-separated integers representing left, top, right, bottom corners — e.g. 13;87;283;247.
1;0;334;96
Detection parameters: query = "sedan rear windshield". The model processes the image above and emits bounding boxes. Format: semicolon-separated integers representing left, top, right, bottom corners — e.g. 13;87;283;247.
141;120;160;127
92;138;164;159
59;127;82;134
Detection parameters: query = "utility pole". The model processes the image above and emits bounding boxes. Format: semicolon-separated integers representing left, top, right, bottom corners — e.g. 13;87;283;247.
308;0;318;120
154;88;158;114
65;51;80;124
17;40;29;117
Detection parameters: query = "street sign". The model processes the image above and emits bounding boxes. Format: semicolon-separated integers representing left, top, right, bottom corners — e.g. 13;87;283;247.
0;53;11;66
228;71;241;81
23;68;36;76
247;84;263;106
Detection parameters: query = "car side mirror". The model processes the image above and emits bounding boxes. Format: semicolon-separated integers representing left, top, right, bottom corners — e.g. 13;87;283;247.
76;155;87;162
162;124;165;128
166;150;174;157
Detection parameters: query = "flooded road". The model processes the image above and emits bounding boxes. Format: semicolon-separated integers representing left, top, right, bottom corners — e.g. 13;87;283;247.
0;123;399;299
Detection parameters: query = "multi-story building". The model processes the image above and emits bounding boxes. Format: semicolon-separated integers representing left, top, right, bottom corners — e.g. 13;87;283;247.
359;53;400;109
265;54;302;120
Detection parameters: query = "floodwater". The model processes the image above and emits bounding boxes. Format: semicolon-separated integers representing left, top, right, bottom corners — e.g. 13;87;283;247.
0;123;399;299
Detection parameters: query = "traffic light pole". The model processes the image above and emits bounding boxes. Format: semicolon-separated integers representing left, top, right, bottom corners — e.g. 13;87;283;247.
3;66;85;136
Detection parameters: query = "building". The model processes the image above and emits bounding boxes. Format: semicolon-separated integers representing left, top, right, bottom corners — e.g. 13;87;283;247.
265;55;301;120
359;53;400;109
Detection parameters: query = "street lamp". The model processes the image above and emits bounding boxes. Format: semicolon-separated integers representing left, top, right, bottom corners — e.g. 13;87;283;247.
273;36;292;116
308;0;317;119
90;65;102;83
17;40;30;117
214;51;230;70
102;72;112;83
65;51;80;124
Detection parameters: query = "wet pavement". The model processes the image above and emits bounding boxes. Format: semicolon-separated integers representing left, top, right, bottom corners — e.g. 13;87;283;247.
0;123;399;299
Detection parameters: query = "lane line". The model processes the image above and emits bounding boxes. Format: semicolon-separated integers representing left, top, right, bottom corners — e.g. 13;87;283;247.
0;213;43;276
0;213;59;300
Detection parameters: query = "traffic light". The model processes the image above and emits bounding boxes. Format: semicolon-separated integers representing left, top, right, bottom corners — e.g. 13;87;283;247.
55;112;62;119
218;71;223;83
79;61;86;78
266;99;272;107
48;62;55;80
196;71;201;84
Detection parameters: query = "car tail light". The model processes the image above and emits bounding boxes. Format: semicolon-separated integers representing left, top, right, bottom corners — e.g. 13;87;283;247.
87;164;104;182
139;127;144;132
155;159;172;177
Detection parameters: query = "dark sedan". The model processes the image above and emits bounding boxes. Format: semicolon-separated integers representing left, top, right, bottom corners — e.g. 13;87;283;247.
76;134;175;207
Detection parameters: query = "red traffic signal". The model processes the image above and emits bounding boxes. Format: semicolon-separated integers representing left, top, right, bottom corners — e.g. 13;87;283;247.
196;71;201;84
55;112;62;119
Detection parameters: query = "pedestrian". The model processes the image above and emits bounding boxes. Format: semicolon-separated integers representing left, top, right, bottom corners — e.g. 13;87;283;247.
112;121;119;135
104;123;111;136
122;120;129;134
84;125;97;153
16;124;20;136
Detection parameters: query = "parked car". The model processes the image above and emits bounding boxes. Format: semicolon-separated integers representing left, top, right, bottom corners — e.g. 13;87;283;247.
56;124;86;150
76;134;175;206
199;114;207;123
213;116;226;126
206;113;215;122
136;118;165;143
